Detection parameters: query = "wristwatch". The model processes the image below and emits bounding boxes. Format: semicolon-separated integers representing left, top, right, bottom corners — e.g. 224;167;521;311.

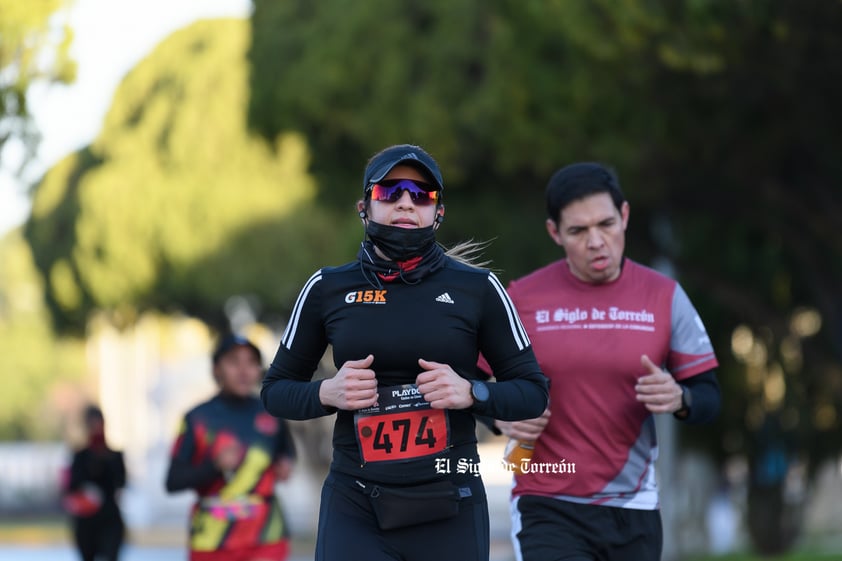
675;385;692;418
470;380;490;406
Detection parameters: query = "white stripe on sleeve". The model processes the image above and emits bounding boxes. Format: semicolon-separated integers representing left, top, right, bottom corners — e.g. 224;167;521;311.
281;271;322;350
487;272;531;350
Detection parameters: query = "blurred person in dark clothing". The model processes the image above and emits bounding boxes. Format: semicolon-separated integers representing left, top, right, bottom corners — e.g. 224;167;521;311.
63;404;127;561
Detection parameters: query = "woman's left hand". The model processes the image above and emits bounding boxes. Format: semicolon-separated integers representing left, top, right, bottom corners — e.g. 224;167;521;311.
416;359;473;410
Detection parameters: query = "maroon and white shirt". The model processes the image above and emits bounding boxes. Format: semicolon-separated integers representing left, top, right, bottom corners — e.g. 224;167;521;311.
506;258;717;509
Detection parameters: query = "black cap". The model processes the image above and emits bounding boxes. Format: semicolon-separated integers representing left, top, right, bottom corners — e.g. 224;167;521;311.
363;144;444;193
212;334;262;365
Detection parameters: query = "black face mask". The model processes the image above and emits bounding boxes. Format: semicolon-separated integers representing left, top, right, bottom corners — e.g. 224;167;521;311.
365;221;437;262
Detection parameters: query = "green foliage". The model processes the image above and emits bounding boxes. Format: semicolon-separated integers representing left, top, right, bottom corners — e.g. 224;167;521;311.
0;229;86;440
245;0;744;271
641;1;842;479
0;0;76;167
26;18;350;331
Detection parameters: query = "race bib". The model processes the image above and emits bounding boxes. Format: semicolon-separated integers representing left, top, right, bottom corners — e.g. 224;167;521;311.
354;384;450;463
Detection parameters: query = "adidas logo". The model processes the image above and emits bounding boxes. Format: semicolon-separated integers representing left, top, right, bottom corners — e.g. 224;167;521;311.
435;292;455;304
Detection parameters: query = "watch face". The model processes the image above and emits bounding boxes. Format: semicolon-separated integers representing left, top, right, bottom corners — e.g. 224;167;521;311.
682;386;692;409
472;381;490;402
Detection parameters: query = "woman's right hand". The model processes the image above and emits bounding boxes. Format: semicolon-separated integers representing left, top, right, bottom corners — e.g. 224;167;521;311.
319;354;378;410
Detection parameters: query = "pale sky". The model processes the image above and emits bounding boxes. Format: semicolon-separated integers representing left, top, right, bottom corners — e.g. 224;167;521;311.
0;0;251;236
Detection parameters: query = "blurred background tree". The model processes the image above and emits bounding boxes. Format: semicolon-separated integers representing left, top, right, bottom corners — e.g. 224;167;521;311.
9;0;842;554
0;230;87;439
0;0;82;441
0;0;76;173
25;18;352;333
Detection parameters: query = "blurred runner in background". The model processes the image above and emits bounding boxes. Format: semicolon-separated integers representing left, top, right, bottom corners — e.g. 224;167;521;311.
63;404;127;561
166;334;296;561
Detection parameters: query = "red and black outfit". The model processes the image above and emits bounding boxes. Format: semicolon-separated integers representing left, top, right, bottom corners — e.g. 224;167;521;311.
165;393;296;561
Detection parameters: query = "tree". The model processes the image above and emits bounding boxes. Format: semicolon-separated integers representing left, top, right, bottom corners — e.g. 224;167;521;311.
25;18;351;333
0;0;79;441
247;0;842;553
246;0;714;266
656;3;842;551
0;228;87;440
0;0;75;172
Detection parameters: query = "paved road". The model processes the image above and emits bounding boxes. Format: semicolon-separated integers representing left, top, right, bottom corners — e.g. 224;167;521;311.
0;542;517;561
0;544;322;561
0;545;182;561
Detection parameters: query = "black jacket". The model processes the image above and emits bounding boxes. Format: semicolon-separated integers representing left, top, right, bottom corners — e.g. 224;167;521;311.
262;256;548;484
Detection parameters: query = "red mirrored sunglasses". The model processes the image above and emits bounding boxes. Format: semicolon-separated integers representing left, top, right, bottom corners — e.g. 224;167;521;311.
369;179;440;205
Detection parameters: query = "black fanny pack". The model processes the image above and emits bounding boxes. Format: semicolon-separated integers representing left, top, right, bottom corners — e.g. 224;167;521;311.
356;479;465;530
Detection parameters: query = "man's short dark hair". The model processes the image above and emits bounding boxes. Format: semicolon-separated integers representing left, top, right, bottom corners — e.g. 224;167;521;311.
546;162;626;223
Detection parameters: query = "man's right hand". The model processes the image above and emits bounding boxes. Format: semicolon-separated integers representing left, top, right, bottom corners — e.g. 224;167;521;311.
319;354;378;410
495;408;551;441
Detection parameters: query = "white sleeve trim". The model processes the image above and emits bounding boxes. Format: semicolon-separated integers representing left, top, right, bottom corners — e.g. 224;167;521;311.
488;272;531;351
281;270;322;350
